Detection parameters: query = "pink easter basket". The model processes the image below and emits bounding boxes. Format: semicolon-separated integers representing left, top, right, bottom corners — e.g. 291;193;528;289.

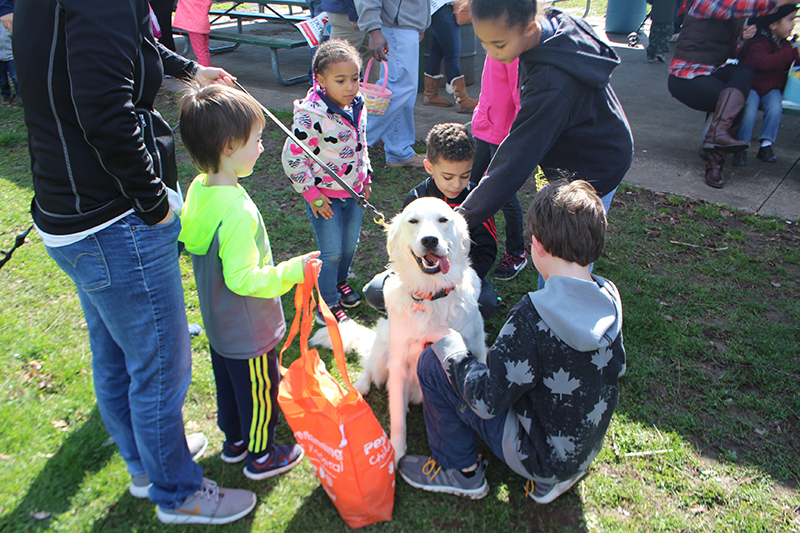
360;59;392;115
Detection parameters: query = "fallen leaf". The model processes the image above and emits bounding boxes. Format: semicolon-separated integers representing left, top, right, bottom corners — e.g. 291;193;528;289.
31;511;51;520
663;315;674;323
51;420;68;430
771;281;781;288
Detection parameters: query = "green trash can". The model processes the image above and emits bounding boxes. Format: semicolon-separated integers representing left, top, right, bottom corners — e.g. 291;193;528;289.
605;0;648;34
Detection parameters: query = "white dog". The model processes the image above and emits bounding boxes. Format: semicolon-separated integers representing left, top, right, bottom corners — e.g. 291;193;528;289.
311;197;486;461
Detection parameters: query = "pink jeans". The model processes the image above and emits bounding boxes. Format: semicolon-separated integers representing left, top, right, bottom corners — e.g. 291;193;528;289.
188;32;210;67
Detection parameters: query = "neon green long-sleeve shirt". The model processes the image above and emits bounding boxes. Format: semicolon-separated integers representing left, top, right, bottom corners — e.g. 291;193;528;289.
179;175;305;358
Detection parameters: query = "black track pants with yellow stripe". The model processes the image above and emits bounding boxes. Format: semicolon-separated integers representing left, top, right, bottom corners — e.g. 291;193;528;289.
210;345;280;457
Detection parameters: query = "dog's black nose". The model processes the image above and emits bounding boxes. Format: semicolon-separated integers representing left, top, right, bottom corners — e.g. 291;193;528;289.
421;236;438;249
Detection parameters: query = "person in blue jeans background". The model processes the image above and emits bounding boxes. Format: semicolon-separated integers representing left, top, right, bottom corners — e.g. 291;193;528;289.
422;2;478;114
732;5;799;167
0;15;18;104
355;0;431;168
14;0;256;524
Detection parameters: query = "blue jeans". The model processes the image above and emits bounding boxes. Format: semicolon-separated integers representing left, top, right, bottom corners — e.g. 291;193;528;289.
537;186;617;290
366;26;419;163
306;196;363;307
736;89;783;145
417;348;507;470
45;213;202;509
0;59;19;99
471;139;526;256
425;5;461;82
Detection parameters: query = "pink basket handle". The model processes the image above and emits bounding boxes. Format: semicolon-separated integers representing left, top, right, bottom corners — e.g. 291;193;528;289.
363;58;389;91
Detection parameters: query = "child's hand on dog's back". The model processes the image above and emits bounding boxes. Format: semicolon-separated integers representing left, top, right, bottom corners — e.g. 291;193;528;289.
423;326;459;347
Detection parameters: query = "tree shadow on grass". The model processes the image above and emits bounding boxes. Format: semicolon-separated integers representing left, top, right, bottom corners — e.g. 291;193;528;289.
0;408;115;531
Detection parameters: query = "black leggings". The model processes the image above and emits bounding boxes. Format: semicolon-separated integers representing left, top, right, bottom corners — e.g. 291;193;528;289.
668;64;754;113
150;0;176;52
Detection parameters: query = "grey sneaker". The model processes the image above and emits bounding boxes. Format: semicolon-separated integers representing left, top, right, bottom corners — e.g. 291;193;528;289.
128;432;208;498
157;478;256;525
525;470;587;504
398;455;488;499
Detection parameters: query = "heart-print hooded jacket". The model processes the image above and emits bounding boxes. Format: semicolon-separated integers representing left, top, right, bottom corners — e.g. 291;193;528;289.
281;86;372;204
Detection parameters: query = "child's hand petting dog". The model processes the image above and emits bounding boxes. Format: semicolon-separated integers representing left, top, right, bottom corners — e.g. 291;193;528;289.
423;326;459;347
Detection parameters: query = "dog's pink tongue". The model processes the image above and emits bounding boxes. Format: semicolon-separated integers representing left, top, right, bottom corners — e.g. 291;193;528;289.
438;255;450;274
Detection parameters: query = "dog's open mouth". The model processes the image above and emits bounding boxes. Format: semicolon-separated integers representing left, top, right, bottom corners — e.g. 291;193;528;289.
413;252;450;274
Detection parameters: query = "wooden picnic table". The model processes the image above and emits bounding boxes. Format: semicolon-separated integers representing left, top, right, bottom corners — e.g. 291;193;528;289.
179;1;312;86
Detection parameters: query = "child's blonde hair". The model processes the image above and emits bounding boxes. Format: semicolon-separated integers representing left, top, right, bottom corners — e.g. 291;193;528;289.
179;84;266;173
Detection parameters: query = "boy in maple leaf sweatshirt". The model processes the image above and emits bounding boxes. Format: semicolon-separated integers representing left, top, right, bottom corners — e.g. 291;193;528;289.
398;180;626;504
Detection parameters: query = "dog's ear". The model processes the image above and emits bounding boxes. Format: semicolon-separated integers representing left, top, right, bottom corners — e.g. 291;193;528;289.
385;211;404;259
452;209;471;258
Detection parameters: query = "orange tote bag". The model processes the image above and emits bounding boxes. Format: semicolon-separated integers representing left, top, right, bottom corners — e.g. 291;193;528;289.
278;261;395;529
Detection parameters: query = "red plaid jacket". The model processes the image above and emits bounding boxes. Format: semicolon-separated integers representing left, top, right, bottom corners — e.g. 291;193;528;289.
669;0;778;79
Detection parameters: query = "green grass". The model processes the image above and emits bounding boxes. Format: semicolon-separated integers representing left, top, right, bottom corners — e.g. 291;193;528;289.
1;91;799;532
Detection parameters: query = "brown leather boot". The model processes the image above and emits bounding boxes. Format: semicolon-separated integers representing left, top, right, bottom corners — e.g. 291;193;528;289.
423;73;454;107
446;75;478;114
705;149;725;188
702;88;749;153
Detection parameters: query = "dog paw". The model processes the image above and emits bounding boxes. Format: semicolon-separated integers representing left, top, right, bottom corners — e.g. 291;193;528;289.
354;376;371;396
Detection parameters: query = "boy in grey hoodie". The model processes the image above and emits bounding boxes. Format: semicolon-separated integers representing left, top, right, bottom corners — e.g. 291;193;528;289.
398;180;626;504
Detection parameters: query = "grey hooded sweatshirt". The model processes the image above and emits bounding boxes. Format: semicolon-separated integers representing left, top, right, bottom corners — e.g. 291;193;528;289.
432;274;626;484
355;0;430;33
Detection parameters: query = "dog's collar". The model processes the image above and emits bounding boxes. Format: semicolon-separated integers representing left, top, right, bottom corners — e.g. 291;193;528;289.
411;287;454;302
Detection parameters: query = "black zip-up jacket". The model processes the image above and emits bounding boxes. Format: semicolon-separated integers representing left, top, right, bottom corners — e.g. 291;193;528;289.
403;178;497;280
14;0;197;234
459;10;634;229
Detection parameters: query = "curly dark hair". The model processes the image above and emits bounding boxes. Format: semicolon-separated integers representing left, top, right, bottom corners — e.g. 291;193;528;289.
467;0;538;29
425;123;476;164
313;39;363;76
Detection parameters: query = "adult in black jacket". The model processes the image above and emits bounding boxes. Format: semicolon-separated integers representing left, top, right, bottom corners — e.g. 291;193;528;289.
14;0;257;524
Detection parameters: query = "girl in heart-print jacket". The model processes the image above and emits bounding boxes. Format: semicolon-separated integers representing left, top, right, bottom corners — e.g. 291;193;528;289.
281;86;372;204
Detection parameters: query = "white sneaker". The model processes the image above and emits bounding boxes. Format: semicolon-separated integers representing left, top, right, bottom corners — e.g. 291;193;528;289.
157;478;256;525
128;432;208;498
